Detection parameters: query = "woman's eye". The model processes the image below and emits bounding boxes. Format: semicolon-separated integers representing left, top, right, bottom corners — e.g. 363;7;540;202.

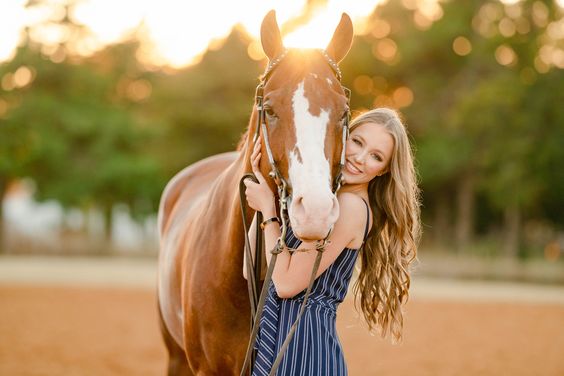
353;139;361;145
371;154;382;161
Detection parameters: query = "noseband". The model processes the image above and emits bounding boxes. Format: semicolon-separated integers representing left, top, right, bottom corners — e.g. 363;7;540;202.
239;49;351;376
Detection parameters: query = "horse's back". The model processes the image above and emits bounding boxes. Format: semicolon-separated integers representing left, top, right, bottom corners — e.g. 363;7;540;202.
157;151;239;351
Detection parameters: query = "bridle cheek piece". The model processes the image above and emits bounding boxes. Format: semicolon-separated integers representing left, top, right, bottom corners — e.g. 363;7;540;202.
252;49;351;251
239;49;351;376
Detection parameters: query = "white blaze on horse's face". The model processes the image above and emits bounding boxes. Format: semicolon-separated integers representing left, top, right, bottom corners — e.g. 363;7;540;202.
288;81;340;240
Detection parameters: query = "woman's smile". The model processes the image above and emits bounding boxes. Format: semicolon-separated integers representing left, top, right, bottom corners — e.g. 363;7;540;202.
345;160;363;175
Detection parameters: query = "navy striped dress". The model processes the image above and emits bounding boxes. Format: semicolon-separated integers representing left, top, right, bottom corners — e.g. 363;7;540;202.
252;200;370;376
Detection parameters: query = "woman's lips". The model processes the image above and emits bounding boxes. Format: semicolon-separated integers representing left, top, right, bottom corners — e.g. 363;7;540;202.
346;161;362;174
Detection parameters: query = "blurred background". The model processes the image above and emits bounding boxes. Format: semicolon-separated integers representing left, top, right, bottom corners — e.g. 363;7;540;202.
0;0;563;375
1;0;563;270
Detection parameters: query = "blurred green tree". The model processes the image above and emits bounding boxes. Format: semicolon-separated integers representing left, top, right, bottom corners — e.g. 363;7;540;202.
147;26;262;178
1;0;562;259
0;45;163;247
341;0;563;256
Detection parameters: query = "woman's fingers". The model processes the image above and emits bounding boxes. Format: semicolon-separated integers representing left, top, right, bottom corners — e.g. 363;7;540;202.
251;152;260;172
254;164;267;185
251;141;259;163
251;141;268;184
252;137;261;153
244;141;275;212
243;179;264;211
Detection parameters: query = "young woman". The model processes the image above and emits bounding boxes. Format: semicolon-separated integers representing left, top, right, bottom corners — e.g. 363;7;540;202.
243;107;421;375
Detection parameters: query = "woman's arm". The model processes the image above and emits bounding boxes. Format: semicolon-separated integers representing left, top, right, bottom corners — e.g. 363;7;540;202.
243;137;365;298
259;193;365;298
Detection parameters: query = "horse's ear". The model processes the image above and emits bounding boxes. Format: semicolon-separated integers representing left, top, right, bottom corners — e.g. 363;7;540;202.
325;13;353;63
261;10;284;60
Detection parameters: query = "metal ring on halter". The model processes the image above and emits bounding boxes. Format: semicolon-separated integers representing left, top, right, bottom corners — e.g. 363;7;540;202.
270;239;285;255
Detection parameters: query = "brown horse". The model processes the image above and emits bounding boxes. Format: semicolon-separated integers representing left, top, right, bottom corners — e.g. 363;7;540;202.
157;10;353;375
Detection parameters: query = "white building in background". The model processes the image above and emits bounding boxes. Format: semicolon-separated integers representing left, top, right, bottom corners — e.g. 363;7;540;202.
2;179;158;254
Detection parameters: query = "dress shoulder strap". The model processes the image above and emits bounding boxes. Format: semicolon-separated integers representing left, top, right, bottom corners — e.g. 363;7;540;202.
362;198;370;241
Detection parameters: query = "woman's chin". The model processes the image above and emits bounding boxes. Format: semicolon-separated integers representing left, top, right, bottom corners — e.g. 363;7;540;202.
343;173;360;185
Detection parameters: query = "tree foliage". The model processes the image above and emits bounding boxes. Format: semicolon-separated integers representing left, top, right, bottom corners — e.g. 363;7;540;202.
0;0;562;256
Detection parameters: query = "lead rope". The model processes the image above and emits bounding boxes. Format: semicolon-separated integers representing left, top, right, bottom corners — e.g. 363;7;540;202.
239;132;348;376
239;175;262;318
267;250;324;376
262;126;348;376
239;173;336;376
239;188;284;376
265;180;332;376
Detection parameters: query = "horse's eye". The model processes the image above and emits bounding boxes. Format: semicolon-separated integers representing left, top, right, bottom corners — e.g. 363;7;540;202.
264;106;277;119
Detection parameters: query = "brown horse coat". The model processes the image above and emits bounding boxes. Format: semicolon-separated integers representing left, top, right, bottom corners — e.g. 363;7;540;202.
157;10;353;375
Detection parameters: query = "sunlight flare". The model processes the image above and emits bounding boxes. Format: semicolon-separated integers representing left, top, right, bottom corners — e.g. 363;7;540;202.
0;0;26;62
0;0;384;67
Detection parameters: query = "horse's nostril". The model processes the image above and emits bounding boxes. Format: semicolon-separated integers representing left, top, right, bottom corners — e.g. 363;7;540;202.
291;194;339;221
293;196;305;217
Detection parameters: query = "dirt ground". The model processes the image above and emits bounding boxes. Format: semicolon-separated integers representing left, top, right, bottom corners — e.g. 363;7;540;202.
1;284;563;376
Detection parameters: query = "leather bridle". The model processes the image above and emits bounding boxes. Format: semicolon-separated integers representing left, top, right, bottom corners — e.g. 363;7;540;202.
239;49;351;376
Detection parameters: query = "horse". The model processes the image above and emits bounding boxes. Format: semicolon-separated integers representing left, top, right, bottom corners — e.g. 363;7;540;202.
157;10;354;375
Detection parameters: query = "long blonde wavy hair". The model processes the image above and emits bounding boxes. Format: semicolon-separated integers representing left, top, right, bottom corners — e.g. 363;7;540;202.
350;108;421;343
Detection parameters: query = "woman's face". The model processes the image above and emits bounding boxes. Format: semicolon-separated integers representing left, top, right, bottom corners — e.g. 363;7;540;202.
343;122;394;185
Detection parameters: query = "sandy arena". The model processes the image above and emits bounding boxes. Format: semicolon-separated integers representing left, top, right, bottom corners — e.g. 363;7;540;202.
0;256;563;376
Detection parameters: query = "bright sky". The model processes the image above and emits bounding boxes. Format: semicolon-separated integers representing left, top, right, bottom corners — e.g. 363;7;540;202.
0;0;382;68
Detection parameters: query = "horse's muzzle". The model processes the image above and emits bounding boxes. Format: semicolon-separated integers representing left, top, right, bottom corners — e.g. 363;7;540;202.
288;193;339;241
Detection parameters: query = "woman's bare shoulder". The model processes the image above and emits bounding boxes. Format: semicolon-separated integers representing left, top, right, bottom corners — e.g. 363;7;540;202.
337;191;366;206
336;192;371;248
336;192;367;223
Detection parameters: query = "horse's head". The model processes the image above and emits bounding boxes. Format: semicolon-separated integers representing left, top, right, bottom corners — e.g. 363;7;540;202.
252;10;353;241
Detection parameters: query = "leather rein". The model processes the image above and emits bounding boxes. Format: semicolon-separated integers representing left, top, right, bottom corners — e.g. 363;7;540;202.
239;49;351;376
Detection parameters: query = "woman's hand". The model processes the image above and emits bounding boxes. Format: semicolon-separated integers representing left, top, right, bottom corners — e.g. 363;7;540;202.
244;137;276;215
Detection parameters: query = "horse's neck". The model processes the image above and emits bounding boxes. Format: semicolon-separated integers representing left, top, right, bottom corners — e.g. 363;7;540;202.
204;148;253;276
